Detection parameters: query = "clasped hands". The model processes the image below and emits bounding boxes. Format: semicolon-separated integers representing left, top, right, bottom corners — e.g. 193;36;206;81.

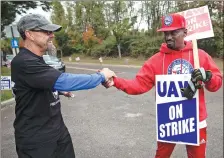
62;68;116;98
99;68;116;88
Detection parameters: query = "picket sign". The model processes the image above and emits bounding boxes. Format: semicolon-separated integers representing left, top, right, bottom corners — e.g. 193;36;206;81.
178;5;214;69
155;6;214;146
156;75;200;146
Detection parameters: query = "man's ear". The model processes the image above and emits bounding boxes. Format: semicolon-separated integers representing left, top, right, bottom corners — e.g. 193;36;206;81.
25;31;35;41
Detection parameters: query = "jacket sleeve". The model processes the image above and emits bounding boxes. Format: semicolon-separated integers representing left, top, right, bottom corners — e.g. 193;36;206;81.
202;51;223;92
53;72;105;91
113;60;155;95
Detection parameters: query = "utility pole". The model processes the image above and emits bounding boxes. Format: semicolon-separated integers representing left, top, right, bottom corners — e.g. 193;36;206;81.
10;25;18;55
5;25;20;56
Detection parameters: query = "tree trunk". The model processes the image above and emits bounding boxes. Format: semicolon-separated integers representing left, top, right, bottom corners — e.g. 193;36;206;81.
117;43;121;59
60;49;63;60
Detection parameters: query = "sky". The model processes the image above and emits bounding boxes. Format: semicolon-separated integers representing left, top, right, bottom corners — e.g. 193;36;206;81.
14;6;52;24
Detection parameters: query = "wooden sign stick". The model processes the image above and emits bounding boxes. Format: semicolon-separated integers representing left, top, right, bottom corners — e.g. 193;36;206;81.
192;39;200;69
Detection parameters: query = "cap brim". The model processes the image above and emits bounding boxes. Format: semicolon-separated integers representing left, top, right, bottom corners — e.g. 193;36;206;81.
157;27;183;32
39;24;62;32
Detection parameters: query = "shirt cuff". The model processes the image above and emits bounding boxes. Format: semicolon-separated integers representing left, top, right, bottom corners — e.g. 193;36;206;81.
97;72;106;83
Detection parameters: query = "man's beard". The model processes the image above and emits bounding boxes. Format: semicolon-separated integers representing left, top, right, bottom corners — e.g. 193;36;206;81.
166;40;175;50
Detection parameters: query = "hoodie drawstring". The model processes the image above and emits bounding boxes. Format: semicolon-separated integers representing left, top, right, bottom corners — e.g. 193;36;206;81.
163;53;165;74
189;50;191;73
181;50;183;73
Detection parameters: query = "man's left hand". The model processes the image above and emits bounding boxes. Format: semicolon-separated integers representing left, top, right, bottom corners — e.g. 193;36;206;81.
191;68;212;83
62;92;75;98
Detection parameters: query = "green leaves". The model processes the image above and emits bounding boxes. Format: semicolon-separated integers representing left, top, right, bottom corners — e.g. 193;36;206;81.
48;1;223;59
1;1;50;33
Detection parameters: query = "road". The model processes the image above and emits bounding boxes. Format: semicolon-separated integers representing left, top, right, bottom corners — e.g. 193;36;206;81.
1;63;223;158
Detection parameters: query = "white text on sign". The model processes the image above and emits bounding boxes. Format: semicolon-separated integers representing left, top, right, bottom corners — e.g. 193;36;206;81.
178;5;214;41
159;103;195;138
156;74;199;145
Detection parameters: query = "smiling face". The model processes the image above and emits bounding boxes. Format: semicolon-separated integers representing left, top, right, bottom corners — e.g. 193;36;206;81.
164;28;187;50
25;29;55;52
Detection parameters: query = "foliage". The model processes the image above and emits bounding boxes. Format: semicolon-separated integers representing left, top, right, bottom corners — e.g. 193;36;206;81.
1;39;13;54
51;1;67;28
1;1;50;34
82;25;101;48
51;1;72;56
129;35;163;58
72;44;86;54
54;30;71;56
91;36;117;57
49;1;223;59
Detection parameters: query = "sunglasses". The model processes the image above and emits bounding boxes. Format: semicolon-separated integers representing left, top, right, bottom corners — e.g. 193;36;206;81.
30;29;53;35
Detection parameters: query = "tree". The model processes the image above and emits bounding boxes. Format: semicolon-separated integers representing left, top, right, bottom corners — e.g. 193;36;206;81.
66;1;109;55
82;25;101;55
48;1;223;59
51;1;70;57
51;1;67;28
1;1;51;33
107;0;136;58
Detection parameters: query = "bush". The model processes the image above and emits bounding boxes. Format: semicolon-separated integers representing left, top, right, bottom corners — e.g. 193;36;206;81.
129;35;163;58
72;44;86;54
120;34;141;56
91;36;117;57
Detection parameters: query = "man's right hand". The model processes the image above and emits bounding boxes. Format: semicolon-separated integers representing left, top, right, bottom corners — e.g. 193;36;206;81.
100;68;116;81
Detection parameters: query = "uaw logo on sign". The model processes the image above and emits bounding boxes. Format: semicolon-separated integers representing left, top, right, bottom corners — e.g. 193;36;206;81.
155;74;199;146
167;59;194;75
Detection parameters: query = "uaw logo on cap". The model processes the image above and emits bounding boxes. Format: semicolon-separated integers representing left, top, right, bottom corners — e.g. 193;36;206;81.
164;15;173;26
167;59;194;74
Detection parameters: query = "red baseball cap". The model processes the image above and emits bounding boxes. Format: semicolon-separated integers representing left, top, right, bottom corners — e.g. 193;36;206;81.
157;13;186;32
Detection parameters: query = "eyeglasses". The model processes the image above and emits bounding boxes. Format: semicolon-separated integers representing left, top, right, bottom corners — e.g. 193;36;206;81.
30;29;53;35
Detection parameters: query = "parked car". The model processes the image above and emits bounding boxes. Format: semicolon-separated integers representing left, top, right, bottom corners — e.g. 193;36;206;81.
43;55;66;72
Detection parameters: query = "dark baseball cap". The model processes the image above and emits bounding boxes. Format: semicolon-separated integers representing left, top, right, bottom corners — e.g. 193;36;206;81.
17;14;62;33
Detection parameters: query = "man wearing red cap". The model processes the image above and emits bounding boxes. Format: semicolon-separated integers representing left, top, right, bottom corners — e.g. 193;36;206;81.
103;13;222;157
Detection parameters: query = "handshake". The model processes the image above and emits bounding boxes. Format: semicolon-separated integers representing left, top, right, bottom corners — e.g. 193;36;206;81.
99;68;116;88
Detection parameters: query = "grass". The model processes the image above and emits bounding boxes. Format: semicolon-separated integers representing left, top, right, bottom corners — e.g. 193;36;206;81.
1;66;11;76
1;91;13;102
1;66;13;102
